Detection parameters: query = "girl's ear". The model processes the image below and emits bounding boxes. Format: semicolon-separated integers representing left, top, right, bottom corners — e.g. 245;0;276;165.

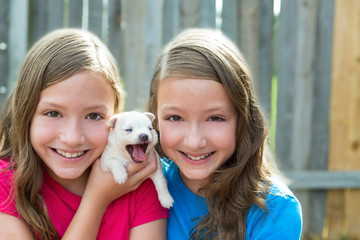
144;112;156;123
109;115;118;128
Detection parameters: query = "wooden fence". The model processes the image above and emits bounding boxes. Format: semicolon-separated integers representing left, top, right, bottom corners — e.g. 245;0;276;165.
0;0;360;239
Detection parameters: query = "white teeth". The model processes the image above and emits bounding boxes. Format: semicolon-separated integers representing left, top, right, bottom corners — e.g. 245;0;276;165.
185;152;213;160
56;150;84;158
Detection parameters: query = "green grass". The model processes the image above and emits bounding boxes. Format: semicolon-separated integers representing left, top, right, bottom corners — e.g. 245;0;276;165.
269;75;278;152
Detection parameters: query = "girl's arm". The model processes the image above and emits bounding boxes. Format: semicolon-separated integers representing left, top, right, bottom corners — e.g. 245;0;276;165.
62;156;158;240
0;213;34;239
129;218;167;240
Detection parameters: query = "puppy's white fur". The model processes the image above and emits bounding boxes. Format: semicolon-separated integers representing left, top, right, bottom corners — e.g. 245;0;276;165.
101;111;174;208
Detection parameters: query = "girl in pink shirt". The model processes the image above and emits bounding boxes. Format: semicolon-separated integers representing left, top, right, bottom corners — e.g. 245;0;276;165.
0;29;168;240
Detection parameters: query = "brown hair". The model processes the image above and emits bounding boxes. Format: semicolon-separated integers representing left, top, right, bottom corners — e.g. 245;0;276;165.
0;28;124;239
148;28;273;239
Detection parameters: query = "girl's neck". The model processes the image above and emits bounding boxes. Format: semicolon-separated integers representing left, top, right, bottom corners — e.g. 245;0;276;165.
179;171;208;197
44;166;90;196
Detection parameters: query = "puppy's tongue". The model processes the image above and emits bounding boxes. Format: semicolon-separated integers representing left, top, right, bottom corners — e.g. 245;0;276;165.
131;145;146;162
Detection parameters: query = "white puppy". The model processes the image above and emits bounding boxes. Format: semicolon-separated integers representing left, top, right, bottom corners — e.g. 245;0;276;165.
101;111;174;208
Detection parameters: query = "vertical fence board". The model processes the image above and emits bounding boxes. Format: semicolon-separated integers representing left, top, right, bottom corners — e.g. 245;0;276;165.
275;0;297;170
107;0;122;77
0;0;10;110
88;0;103;37
200;0;216;28
238;0;259;86
291;1;318;235
48;0;64;31
179;0;216;30
69;0;83;28
291;0;317;172
163;0;179;45
180;0;201;30
122;0;146;110
28;0;48;46
145;0;163;104
327;0;360;238
308;0;334;236
257;0;273;120
221;0;238;44
8;0;28;92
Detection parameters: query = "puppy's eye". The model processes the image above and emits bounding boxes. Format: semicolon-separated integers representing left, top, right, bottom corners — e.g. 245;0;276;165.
149;127;153;131
125;129;132;132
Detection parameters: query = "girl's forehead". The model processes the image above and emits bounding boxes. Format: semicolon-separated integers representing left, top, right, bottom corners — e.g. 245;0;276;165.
157;77;235;111
39;71;115;105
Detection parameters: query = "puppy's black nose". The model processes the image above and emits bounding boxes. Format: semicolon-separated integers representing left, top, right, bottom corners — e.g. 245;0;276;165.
140;134;148;142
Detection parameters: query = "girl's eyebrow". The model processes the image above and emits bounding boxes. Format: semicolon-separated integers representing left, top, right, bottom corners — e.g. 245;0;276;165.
159;105;234;114
159;105;179;111
37;101;110;111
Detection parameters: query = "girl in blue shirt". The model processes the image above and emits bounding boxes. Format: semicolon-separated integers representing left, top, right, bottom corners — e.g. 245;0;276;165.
147;28;302;239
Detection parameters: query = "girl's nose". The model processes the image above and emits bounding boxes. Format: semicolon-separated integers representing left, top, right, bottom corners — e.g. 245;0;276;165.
184;124;207;150
59;119;85;146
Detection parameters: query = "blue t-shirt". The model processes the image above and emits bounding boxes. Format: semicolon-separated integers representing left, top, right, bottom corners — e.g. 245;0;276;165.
162;159;302;240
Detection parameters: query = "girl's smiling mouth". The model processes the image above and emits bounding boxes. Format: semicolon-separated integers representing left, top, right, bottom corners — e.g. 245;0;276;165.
181;151;215;161
54;149;86;158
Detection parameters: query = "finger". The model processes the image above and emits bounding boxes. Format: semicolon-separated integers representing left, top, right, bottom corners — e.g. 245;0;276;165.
126;161;147;175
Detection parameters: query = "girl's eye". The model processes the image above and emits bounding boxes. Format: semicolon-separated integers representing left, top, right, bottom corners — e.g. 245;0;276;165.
87;113;103;120
46;111;61;118
167;115;182;121
209;116;225;122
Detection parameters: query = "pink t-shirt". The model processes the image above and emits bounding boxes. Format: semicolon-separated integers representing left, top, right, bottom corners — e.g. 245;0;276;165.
0;159;168;239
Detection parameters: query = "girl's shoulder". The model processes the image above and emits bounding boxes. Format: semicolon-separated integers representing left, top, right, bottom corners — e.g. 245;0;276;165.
268;175;296;199
0;158;19;218
246;176;302;239
0;158;14;181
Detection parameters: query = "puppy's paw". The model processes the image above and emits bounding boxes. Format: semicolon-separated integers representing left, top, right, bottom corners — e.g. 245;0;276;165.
159;194;174;209
111;168;128;184
113;174;128;184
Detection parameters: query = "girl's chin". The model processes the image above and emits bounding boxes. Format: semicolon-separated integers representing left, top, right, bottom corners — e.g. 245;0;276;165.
47;167;89;181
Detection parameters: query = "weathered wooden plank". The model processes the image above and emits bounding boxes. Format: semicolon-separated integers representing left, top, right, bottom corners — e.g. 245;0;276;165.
291;0;317;171
107;0;122;75
145;0;163;105
221;0;238;44
199;0;216;28
28;0;48;45
276;0;319;235
69;0;83;28
285;171;360;189
308;0;334;236
121;0;147;110
275;0;297;170
88;0;103;37
179;0;216;30
257;0;273;120
291;1;319;235
238;0;259;88
0;0;10;112
48;0;64;31
327;0;360;238
163;0;179;45
8;0;28;92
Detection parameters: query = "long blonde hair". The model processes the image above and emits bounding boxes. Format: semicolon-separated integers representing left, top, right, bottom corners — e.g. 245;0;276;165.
0;28;124;239
148;29;273;239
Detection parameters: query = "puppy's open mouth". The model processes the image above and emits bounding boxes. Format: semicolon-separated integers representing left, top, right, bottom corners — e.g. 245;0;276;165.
126;144;148;163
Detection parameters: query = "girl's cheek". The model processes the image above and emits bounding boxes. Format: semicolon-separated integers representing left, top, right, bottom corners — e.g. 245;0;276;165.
90;124;111;150
159;122;178;146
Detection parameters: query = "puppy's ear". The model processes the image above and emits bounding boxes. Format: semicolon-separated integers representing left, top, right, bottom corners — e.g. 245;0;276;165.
144;112;156;122
109;116;118;128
